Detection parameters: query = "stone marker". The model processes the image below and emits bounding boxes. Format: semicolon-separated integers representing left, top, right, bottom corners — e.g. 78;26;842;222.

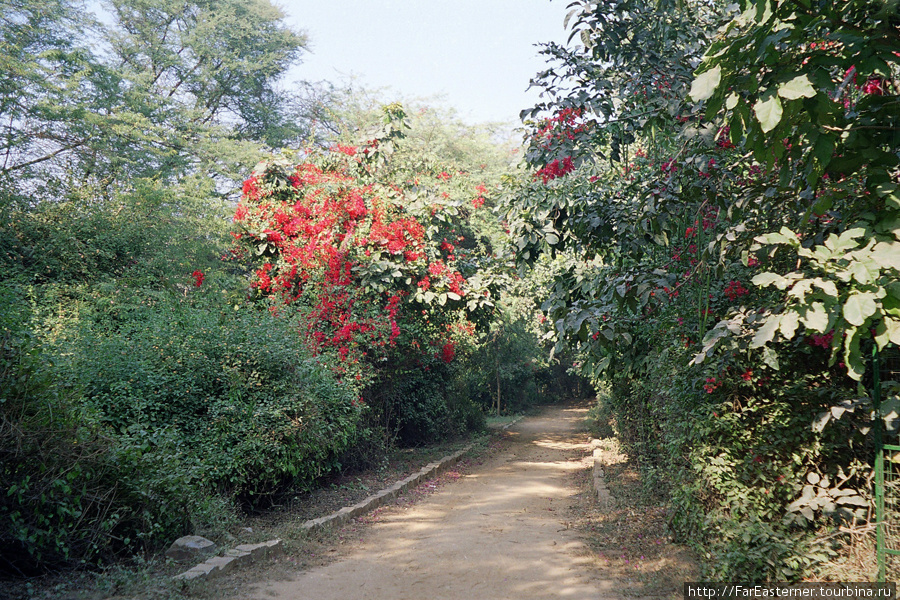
165;535;216;562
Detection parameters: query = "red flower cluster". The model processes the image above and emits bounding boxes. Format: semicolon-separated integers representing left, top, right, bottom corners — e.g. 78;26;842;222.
472;184;487;209
534;156;575;184
535;107;588;149
723;280;749;301
439;341;456;363
861;78;885;95
242;177;260;201
233;148;476;364
332;144;358;156
191;270;204;287
807;331;834;349
716;127;735;149
661;159;678;174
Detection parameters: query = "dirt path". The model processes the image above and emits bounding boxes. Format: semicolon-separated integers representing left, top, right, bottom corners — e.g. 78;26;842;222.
247;404;620;600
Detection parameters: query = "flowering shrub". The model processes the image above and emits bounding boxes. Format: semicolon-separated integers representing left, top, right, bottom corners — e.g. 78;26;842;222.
534;156;575;184
232;106;499;444
233;152;491;370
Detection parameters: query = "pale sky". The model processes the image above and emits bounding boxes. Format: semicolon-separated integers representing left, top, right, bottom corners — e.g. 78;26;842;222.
279;0;572;125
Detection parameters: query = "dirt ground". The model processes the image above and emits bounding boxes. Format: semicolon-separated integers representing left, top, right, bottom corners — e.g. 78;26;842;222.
242;403;625;600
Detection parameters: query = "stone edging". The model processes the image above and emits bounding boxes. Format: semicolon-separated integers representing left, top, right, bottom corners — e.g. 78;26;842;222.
590;439;614;509
173;539;283;581
174;415;524;582
298;444;473;536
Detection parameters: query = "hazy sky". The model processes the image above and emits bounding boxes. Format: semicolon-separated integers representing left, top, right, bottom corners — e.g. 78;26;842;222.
279;1;572;125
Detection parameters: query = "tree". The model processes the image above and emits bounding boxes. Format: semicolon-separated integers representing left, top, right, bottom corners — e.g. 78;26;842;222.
0;0;314;198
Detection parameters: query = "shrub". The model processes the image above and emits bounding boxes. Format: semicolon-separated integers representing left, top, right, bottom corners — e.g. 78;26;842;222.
58;289;363;502
0;285;203;574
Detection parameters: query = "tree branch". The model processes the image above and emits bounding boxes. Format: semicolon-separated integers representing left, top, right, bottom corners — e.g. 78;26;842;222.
2;141;84;173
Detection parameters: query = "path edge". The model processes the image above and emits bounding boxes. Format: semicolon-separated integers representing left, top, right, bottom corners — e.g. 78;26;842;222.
173;415;524;582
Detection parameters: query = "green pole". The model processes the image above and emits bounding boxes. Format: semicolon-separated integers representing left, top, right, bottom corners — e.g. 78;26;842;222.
875;345;885;582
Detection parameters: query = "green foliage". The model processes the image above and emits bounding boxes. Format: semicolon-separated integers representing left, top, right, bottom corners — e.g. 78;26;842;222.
58;290;362;499
687;0;900;382
231;104;532;449
0;0;562;574
0;284;217;575
506;0;898;580
0;0;315;199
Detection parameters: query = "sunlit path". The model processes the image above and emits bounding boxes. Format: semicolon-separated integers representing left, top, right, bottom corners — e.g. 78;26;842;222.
247;404;619;600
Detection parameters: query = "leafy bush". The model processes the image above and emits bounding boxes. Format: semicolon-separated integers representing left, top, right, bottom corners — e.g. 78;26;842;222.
57;289;363;502
0;285;207;574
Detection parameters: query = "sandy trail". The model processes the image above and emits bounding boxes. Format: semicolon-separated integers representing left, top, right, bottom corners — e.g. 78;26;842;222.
248;404;617;600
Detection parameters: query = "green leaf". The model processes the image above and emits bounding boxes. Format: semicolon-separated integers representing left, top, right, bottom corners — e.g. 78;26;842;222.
780;311;800;339
752;272;784;287
886;318;900;346
755;227;799;247
580;29;593;49
843;292;878;326
833;228;866;252
777;75;816;100
761;346;780;370
875;183;898;207
872;242;900;270
751;315;781;348
844;329;864;381
800;302;829;332
754;93;783;133
875;320;891;350
812;134;836;167
690;65;722;102
725;92;739;110
812;279;838;298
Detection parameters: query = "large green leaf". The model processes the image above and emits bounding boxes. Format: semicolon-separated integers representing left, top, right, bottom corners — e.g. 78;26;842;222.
752;272;784;287
872;242;900;270
751;315;781;348
689;65;721;102
843;292;878;326
777;75;816;100
754;93;783;133
800;302;829;332
779;310;800;339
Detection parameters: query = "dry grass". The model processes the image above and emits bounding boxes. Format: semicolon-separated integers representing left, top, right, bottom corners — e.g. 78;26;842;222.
813;525;877;582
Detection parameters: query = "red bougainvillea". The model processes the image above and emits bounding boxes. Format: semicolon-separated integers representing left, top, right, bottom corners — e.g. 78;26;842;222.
232;146;489;366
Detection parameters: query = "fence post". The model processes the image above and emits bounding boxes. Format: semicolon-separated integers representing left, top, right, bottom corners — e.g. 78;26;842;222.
875;345;885;582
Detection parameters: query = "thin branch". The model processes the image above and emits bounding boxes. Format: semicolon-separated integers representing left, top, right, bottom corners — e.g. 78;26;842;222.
1;141;84;173
822;125;900;132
